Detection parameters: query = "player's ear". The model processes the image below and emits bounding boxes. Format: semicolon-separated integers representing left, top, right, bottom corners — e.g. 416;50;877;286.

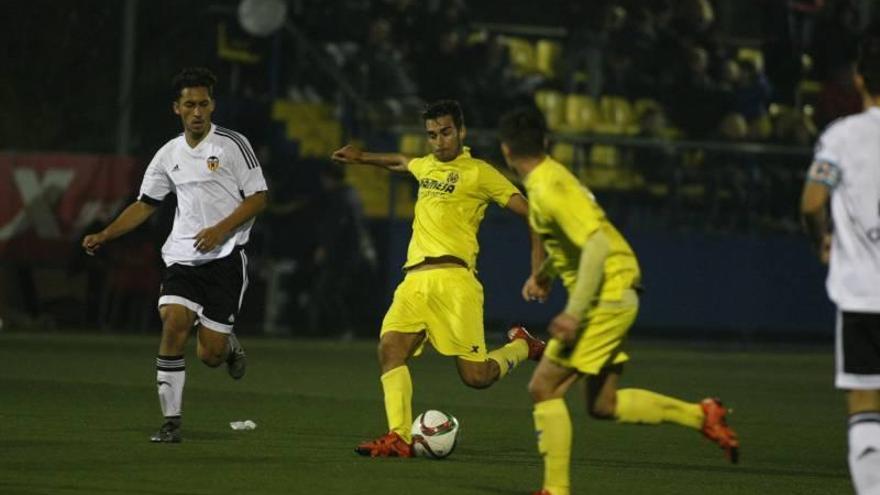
172;100;181;116
459;124;467;141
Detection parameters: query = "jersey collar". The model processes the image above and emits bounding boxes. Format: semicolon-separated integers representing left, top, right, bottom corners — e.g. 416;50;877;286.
184;123;216;150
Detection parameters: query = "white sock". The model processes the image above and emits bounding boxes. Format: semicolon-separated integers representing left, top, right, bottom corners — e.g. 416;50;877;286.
156;355;186;419
848;412;880;495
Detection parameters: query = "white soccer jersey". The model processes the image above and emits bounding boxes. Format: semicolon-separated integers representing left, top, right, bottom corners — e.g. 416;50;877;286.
809;107;880;312
138;124;268;266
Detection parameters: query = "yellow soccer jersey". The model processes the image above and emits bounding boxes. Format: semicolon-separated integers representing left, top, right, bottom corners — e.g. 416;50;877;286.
404;148;519;270
524;157;640;301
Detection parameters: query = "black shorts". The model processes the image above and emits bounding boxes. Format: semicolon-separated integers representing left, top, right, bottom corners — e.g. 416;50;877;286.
835;311;880;390
158;248;249;334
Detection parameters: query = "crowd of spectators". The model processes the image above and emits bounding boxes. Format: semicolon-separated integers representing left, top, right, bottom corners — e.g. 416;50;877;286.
279;0;872;143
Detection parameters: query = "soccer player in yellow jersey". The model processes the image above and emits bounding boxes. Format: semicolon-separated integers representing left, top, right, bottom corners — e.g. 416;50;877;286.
331;100;546;458
498;108;740;495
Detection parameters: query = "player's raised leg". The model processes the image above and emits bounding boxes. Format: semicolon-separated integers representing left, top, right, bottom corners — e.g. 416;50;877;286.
152;304;195;443
196;324;246;379
453;325;544;388
585;364;739;463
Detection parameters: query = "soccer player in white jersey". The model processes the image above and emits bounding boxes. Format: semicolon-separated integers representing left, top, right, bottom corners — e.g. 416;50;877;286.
82;67;268;443
801;101;880;494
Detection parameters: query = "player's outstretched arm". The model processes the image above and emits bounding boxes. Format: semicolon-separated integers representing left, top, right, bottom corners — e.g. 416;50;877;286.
331;144;410;173
82;200;157;255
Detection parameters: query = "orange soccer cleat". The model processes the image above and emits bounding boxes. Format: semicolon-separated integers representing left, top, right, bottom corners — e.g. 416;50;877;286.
354;432;413;458
530;490;553;495
508;324;546;361
701;397;740;464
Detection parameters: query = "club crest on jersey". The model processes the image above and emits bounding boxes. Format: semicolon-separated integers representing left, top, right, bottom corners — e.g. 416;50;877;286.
207;156;220;171
447;171;460;184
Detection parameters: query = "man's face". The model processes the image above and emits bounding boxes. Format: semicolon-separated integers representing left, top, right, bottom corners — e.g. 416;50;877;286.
425;115;464;162
173;86;214;137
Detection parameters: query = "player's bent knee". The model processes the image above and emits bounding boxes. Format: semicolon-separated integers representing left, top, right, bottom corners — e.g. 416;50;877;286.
459;372;493;389
197;345;225;367
378;341;410;371
528;377;554;402
198;353;224;368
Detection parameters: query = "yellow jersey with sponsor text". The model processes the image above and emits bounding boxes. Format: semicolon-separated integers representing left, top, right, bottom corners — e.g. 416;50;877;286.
404;148;519;270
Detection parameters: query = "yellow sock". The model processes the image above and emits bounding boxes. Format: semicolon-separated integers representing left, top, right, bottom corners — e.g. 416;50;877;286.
487;339;528;379
534;398;571;495
615;388;703;429
381;366;413;442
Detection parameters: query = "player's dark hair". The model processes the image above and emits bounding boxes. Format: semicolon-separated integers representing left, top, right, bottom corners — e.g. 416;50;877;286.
172;67;217;101
421;100;464;129
498;107;547;157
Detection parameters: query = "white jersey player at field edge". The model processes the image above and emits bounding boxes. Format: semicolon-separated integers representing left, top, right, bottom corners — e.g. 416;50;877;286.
82;67;268;443
801;95;880;495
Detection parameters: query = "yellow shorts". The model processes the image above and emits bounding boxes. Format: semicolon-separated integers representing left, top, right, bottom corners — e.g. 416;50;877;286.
381;267;486;362
544;290;639;374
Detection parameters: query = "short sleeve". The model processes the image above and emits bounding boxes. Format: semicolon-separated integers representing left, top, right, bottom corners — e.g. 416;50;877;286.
543;181;601;247
809;124;845;188
806;161;842;188
226;131;268;196
138;147;172;205
407;156;428;179
478;162;520;207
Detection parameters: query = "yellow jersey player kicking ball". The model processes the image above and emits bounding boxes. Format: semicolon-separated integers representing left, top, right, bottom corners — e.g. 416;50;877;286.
331;100;546;458
498;108;739;495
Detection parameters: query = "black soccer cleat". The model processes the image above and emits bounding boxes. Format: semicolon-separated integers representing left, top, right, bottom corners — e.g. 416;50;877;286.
226;333;247;380
150;419;182;443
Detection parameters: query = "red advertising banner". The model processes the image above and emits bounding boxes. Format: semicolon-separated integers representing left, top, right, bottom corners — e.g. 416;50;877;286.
0;153;140;262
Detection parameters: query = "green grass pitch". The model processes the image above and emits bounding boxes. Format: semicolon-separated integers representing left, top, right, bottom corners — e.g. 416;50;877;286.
0;332;850;494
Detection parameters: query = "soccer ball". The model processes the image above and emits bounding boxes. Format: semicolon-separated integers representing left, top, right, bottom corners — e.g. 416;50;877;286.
411;410;460;459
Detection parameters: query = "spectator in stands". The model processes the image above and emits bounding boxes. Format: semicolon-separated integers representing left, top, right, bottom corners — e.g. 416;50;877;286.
760;0;823;104
726;58;773;128
609;5;667;99
561;1;627;97
416;29;467;102
373;0;426;59
460;33;524;126
672;0;723;65
665;45;733;138
349;17;421;122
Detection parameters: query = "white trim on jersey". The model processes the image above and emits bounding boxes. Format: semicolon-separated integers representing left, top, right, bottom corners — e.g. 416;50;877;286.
835;311;880;390
238;250;249;311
